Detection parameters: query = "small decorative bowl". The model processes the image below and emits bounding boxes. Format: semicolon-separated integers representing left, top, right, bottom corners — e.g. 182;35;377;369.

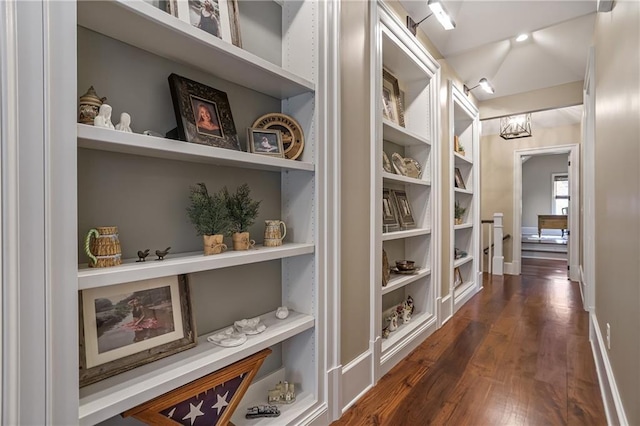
395;260;415;271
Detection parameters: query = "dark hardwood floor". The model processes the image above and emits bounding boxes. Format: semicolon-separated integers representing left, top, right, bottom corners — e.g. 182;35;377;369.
333;258;606;425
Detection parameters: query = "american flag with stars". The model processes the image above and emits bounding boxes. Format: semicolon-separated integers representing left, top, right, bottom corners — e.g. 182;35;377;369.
160;373;246;425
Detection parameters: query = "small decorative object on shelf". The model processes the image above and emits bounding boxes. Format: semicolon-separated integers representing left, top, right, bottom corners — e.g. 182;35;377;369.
383;151;393;173
78;86;106;125
223;183;261;251
84;226;122;268
80;275;196;387
234;317;266;335
168;73;241;151
391;153;422;178
454;135;465;155
382;249;390;286
454;167;466;189
123;349;271;425
207;327;247;347
454;267;463;287
382;326;390;339
275;306;289;320
382;68;405;127
382;188;400;232
136;249;150;262
247;128;284;157
115;112;132;132
246;405;281;419
93;104;115;130
407;295;414;314
142;130;164;138
391;152;407;175
455;200;467;225
252;113;305;160
454;248;468;259
395;259;415;271
155;247;171;260
386;311;399;332
267;381;296;404
391;190;416;229
401;302;412;324
264;220;287;247
187;183;230;255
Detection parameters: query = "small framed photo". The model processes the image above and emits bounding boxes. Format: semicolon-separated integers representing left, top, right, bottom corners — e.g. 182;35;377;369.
247;128;284;157
382;69;405;127
383;188;399;232
169;73;241;151
454;267;463;287
175;0;242;47
454;167;466;189
79;275;196;387
391;190;415;228
143;0;179;16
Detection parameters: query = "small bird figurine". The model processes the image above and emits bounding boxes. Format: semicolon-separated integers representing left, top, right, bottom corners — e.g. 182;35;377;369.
155;247;171;261
136;249;150;262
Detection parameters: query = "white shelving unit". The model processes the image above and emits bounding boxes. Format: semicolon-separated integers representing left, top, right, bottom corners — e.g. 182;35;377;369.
58;0;338;424
371;2;440;379
449;81;481;315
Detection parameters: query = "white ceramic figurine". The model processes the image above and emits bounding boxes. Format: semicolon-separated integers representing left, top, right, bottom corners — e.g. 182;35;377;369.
94;104;115;129
115;112;132;132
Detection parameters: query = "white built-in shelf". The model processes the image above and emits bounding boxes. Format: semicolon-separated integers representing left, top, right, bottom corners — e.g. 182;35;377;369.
77;124;314;173
78;310;314;425
237;392;315;426
76;0;314;99
454;152;472;165
381;311;433;353
455;280;475;298
383;171;431;186
78;243;315;290
383;120;431;146
453;255;474;268
454;223;473;230
382;268;431;295
454;187;473;195
382;228;431;241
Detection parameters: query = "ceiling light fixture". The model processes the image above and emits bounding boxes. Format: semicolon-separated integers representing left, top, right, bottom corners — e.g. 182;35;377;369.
463;78;495;96
499;114;532;139
515;33;529;42
406;0;456;36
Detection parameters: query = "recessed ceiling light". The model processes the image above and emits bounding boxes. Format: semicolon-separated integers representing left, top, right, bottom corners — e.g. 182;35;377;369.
516;34;529;42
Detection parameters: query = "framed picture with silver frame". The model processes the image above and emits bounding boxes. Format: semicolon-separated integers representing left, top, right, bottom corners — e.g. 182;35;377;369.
391;190;415;229
383;189;400;232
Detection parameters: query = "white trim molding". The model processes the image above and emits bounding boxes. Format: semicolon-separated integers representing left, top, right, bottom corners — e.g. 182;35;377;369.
504;262;517;276
341;350;374;414
590;314;629;426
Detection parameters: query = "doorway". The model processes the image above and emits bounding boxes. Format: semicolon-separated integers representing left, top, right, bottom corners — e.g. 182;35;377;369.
513;144;580;281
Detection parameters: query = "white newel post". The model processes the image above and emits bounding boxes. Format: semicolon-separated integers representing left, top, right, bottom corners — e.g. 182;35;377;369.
492;213;504;275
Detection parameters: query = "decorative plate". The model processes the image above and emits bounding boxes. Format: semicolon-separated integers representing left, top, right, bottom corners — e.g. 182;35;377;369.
391;153;407;175
383;151;393;173
390;266;422;275
403;157;422;179
252;113;305;160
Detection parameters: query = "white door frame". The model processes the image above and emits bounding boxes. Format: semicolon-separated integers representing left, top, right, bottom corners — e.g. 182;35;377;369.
582;47;595;311
513;144;580;281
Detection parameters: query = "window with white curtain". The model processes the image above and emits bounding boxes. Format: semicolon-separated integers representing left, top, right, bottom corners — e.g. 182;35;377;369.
552;173;569;215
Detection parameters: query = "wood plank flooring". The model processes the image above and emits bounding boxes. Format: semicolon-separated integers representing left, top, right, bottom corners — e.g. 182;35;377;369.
333;258;606;426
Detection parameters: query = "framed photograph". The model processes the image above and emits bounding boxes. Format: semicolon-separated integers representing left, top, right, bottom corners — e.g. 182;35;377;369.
247;128;284;157
169;73;241;151
454;167;466;189
79;275;196;387
454;267;463;287
382;69;405;127
144;0;178;16
382;188;399;232
176;0;242;47
391;190;415;228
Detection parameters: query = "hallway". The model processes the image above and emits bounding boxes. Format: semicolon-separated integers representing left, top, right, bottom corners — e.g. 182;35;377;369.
333;259;606;425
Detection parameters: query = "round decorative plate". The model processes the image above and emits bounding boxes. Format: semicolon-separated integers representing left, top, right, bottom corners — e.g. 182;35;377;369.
391;153;407;175
252;113;305;160
383;152;393;173
403;157;422;179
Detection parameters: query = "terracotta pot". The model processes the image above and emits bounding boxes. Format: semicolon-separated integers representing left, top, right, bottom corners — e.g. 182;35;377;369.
232;232;255;251
203;234;227;255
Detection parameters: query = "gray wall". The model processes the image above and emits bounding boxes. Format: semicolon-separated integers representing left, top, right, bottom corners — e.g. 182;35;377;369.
522;154;568;227
594;2;640;423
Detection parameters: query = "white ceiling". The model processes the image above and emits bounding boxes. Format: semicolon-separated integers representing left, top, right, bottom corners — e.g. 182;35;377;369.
399;0;597;101
481;104;583;136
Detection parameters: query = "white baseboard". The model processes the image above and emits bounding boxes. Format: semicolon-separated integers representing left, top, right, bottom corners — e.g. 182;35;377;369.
341;350;373;414
440;294;452;325
590;314;628;426
504;262;517;275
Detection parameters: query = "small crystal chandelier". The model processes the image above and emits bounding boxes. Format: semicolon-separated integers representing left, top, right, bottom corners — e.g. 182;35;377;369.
499;114;532;140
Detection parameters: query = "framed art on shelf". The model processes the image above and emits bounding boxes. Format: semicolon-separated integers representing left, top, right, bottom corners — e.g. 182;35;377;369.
247;128;284;157
169;73;241;151
79;275;196;387
454;167;466;189
383;188;400;232
454;267;463;287
382;69;405;127
175;0;242;47
391;190;415;228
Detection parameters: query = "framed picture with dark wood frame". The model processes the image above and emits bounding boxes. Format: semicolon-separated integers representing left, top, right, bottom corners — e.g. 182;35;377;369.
247;127;284;158
382;69;405;127
454;267;463;287
168;73;241;151
175;0;242;47
79;275;196;387
382;188;400;232
454;167;466;189
391;190;415;229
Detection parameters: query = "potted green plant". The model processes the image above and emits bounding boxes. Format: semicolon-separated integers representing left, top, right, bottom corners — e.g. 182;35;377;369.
454;200;467;225
457;143;466;156
223;183;261;250
187;183;230;255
